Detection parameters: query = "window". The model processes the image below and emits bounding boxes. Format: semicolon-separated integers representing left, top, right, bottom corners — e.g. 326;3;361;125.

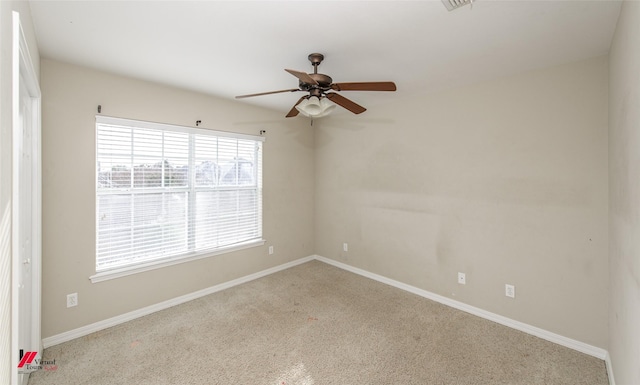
93;116;264;280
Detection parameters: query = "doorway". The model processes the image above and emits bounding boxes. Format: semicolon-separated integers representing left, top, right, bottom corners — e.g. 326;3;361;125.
11;10;42;385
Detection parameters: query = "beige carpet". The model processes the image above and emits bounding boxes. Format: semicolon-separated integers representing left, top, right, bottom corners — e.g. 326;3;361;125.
29;260;608;385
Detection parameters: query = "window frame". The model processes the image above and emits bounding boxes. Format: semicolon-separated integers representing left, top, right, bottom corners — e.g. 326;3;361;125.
90;115;265;283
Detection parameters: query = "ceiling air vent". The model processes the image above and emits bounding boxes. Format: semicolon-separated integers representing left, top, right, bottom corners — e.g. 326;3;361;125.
442;0;474;11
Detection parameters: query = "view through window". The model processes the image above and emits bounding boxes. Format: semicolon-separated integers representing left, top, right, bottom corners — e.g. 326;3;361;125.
95;116;263;273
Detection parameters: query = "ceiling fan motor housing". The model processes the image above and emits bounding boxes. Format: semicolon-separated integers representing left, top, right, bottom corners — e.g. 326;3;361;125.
300;73;333;92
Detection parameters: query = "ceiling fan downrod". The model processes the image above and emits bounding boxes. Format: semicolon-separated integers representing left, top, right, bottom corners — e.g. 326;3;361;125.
308;53;324;74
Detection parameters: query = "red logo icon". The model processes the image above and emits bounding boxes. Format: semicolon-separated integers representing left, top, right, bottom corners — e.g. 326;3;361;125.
17;352;37;368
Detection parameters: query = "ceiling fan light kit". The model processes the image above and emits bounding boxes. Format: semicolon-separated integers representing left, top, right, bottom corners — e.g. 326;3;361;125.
235;53;396;120
295;96;336;118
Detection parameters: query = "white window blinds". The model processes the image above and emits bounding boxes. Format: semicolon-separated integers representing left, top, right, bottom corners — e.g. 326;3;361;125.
95;116;264;272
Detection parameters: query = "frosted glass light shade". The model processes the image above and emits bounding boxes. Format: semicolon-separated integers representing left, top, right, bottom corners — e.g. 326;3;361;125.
296;96;336;118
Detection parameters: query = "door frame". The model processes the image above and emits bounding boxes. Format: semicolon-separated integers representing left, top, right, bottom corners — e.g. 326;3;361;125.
11;10;42;385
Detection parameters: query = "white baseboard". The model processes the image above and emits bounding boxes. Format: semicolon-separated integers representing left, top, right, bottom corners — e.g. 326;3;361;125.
42;256;314;348
605;351;616;385
43;253;612;374
314;255;609;361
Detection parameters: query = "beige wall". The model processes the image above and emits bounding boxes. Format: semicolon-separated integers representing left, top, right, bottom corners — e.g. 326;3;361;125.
609;2;640;383
315;56;609;348
40;59;314;338
0;1;40;382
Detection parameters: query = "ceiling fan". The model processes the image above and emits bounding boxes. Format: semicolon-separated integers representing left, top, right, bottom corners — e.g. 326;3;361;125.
235;53;397;118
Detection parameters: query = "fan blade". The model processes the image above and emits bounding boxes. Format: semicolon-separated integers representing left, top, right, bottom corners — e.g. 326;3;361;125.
325;93;367;114
285;69;318;85
286;96;307;118
235;88;300;99
331;82;397;92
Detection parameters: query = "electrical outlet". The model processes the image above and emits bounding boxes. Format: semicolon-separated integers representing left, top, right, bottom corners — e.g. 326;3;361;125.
505;284;515;298
268;246;274;255
67;293;78;308
343;243;348;252
457;272;466;285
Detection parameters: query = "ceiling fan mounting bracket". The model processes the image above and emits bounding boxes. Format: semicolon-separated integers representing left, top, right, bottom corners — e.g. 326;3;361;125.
308;53;324;67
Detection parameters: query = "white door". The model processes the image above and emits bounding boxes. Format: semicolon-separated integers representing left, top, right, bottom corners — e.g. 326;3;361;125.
12;11;42;385
17;75;34;382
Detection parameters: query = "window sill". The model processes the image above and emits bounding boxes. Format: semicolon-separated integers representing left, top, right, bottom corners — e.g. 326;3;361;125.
89;239;266;283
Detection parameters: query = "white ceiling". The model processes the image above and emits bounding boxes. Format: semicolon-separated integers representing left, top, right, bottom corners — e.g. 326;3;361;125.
29;0;622;117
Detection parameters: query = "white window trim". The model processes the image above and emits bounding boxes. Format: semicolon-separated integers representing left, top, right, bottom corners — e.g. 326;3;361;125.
92;115;265;283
